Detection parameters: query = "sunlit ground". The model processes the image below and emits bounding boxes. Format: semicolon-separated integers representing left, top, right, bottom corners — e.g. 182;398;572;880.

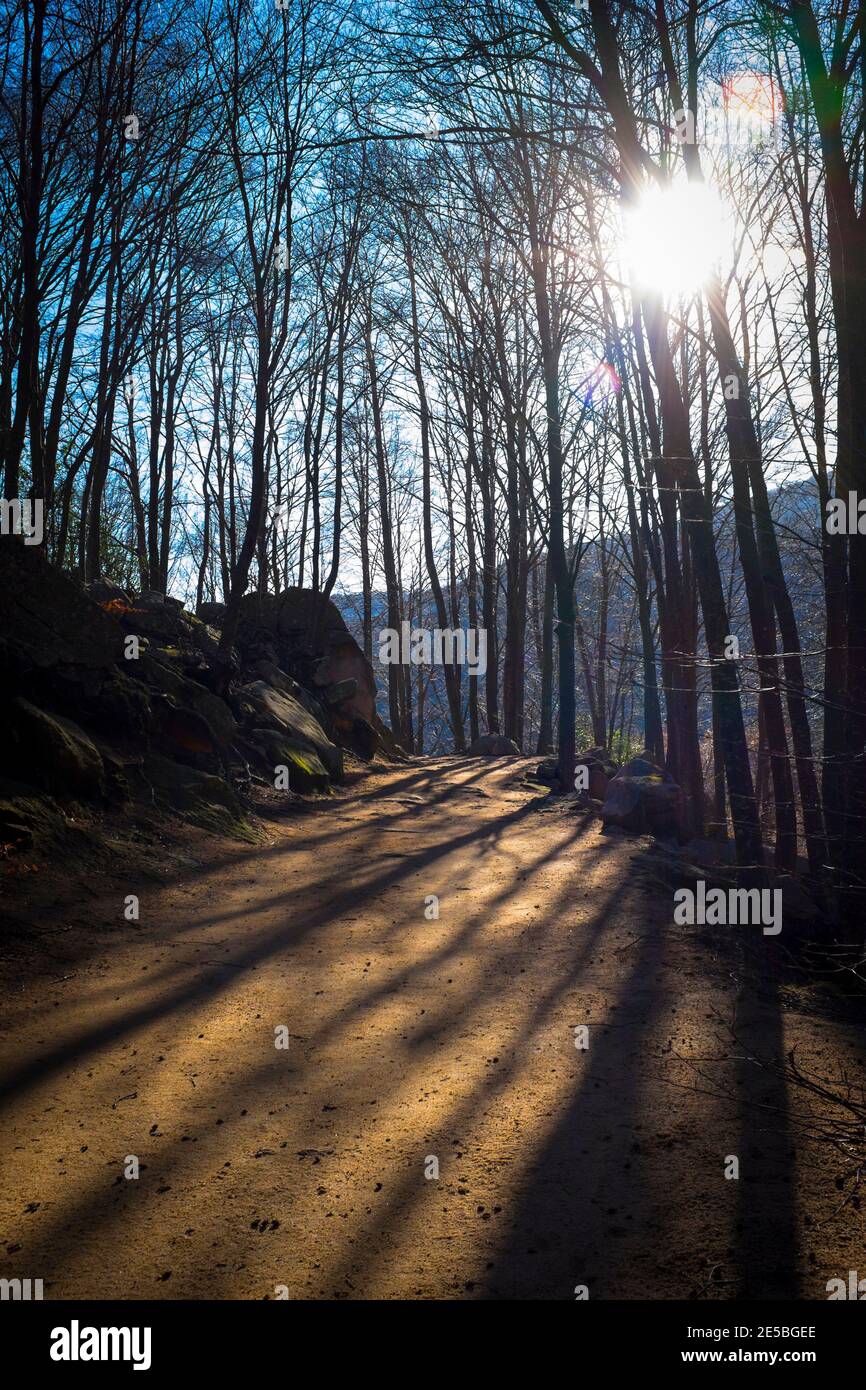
0;760;858;1299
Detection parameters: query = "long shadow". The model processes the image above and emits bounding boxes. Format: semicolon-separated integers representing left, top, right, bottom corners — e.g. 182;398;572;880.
475;858;801;1301
0;797;542;1101
4;768;656;1300
1;761;515;1024
732;953;801;1298
476;894;669;1299
4;805;604;1290
5;810;806;1303
319;866;626;1299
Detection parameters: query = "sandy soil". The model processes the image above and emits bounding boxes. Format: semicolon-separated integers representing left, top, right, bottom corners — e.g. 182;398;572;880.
1;757;863;1299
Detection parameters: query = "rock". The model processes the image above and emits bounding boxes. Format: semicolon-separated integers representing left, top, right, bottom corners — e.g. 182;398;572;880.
89;670;156;741
138;588;184;611
138;754;258;842
245;729;330;794
197;601;226;627
310;637;376;724
153;697;225;775
86;578;131;605
0;545;361;841
372;715;408;763
618;751;662;778
576;761;610;801
251;659;303;699
234;680;343;781
320;678;358;707
0;541;123;688
251;658;331;727
576;746;619;776
469;733;521;756
94;744;135;803
346;716;379;761
0;807;34;849
118;597;225;668
9;697;105;800
601;756;684;839
573;748;616;801
0;780;92;856
236;590;379;758
139;652;237;750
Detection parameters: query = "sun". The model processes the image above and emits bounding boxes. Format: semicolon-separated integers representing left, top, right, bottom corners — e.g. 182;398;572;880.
622;181;731;298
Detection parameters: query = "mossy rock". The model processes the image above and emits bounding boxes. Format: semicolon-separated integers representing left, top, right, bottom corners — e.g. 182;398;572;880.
247;729;330;793
0;779;95;857
235;681;342;780
138;754;260;842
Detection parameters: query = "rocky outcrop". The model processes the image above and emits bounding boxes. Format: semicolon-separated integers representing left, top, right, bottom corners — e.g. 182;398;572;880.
0;542;387;844
235;590;380;760
601;752;684;840
233;680;343;781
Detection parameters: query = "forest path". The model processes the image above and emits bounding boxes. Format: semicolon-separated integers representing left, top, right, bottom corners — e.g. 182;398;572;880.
0;757;856;1299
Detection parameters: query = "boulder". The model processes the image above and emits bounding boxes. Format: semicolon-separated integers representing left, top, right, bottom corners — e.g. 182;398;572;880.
577;746;619;775
89;670;156;742
469;733;520;756
320;677;358;707
576;760;610;801
197;601;226;627
86;577;132;605
618;750;663;778
139;652;237;751
137;753;258;842
574;748;617;800
9;697;105;800
601;755;684;839
152;698;226;775
234;680;343;781
311;637;376;723
251;658;304;700
245;729;330;794
236;590;379;758
250;658;332;727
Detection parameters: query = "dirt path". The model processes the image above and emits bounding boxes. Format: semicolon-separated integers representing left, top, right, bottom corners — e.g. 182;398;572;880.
1;758;862;1299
